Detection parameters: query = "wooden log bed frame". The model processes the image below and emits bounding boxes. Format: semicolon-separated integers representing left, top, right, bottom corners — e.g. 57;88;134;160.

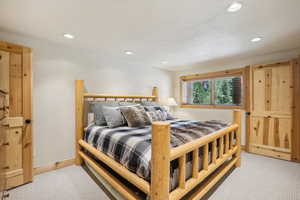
75;80;242;200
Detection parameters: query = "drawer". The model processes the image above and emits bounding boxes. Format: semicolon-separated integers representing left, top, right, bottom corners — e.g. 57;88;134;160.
3;128;22;172
6;174;23;190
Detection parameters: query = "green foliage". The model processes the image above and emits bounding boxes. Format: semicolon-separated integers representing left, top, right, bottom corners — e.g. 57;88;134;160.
215;78;233;105
192;81;211;104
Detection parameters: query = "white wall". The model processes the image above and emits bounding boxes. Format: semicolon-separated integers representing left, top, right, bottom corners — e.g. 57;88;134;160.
0;31;173;167
172;48;300;145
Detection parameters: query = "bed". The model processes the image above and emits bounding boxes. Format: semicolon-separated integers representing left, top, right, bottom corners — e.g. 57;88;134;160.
75;80;242;200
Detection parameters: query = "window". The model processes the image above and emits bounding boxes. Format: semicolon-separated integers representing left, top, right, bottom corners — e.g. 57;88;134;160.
181;68;245;108
192;80;211;104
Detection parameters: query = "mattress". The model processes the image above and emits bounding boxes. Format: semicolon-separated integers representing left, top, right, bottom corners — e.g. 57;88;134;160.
84;119;230;190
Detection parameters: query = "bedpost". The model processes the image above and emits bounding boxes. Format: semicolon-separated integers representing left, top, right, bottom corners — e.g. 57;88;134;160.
233;110;242;167
152;86;159;102
151;122;170;200
75;80;85;165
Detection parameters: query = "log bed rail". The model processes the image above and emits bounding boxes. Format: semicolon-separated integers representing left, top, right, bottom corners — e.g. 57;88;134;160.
75;80;241;200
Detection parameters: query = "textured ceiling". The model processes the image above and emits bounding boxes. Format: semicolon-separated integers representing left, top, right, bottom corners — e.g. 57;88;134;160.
1;0;300;71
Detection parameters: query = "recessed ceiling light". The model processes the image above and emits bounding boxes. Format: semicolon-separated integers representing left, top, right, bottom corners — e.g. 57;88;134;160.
63;33;75;39
227;2;242;12
251;37;262;42
125;51;134;55
162;61;168;64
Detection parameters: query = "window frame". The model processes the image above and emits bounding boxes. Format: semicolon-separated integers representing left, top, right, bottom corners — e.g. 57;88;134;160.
180;67;247;109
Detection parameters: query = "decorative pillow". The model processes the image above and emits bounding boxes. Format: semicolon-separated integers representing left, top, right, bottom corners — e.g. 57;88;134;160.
120;105;151;127
143;106;157;112
90;101;120;125
102;106;126;128
144;106;174;120
147;110;166;122
119;101;140;106
141;101;160;106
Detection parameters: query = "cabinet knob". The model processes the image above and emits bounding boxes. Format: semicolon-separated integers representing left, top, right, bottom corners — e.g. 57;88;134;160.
3;166;10;170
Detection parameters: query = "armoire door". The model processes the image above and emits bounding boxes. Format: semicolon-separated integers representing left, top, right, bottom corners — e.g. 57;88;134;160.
248;62;294;160
0;41;33;190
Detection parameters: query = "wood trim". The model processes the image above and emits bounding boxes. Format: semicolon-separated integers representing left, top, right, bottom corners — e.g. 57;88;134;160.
292;58;300;162
180;104;243;109
33;159;75;176
180;67;245;81
0;41;31;54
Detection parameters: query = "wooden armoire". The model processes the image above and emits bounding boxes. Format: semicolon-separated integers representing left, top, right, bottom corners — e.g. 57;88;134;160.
0;41;33;197
247;60;300;162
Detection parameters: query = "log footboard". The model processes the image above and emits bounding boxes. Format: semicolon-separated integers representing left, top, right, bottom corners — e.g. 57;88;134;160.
151;110;241;200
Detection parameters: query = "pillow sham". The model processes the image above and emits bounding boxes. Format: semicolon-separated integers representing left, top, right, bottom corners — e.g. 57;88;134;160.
102;106;126;128
144;106;175;120
120;105;151;127
119;101;140;106
90;101;119;125
147;110;166;122
141;101;160;106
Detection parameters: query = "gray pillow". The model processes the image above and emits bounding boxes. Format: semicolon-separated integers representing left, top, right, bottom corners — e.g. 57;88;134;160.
140;101;160;106
147;110;166;122
144;106;174;120
120;105;151;127
119;101;140;106
102;106;126;128
90;101;119;125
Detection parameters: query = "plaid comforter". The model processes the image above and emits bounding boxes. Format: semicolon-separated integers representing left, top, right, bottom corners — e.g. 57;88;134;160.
84;119;230;188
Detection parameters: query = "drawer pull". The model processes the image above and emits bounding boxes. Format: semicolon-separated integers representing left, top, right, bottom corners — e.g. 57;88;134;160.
3;166;9;170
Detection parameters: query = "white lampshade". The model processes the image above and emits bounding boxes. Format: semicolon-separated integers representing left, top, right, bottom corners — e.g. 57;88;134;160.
166;97;178;106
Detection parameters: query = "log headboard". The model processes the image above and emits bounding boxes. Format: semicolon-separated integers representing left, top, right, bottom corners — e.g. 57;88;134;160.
75;80;159;165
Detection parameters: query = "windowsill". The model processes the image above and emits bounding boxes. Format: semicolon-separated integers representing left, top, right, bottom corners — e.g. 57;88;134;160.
180;104;244;110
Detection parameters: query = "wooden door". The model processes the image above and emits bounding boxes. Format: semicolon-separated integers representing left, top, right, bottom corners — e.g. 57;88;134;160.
0;50;9;199
249;62;293;160
0;42;33;190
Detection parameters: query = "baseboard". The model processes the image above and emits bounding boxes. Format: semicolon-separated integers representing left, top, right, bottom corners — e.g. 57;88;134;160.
34;158;75;176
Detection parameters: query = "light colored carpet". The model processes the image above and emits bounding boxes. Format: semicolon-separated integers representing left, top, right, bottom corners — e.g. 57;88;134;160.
9;152;300;200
